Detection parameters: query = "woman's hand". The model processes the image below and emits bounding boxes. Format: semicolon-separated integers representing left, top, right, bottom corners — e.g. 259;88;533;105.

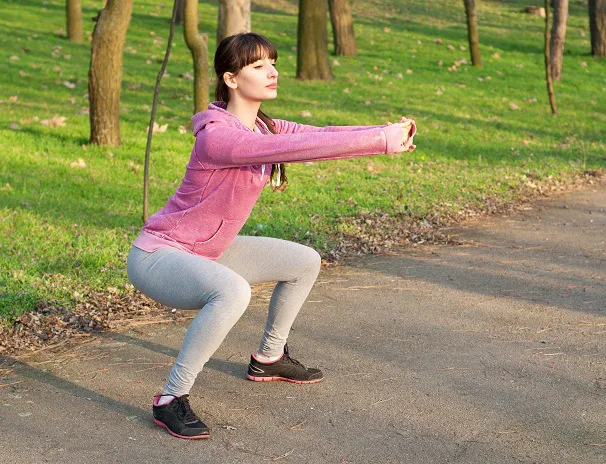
386;117;416;152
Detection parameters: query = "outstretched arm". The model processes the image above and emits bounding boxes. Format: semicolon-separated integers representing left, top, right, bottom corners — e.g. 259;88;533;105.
194;122;410;169
272;119;383;134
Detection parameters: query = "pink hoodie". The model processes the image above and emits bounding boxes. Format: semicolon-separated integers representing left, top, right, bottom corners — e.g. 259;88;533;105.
132;101;413;260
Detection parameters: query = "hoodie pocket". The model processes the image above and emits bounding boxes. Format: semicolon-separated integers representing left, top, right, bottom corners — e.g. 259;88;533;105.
192;218;244;258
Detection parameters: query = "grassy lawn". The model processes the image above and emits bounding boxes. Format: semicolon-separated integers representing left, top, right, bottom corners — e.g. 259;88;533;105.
0;0;604;323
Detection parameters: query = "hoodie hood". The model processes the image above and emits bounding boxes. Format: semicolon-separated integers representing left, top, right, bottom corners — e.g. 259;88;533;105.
191;101;270;136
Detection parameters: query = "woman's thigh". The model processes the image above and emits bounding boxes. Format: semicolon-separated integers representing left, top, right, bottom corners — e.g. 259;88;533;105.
216;236;321;285
127;246;250;310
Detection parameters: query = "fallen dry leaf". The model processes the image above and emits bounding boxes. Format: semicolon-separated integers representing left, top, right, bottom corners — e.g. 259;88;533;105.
8;95;18;103
70;158;87;168
9;123;20;131
128;160;141;173
146;122;168;134
180;72;194;80
300;110;312;118
63;81;76;89
178;125;187;135
9;55;20;61
41;115;67;127
509;102;520;111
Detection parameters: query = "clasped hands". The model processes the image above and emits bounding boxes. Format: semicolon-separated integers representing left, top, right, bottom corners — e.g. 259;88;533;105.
386;116;417;152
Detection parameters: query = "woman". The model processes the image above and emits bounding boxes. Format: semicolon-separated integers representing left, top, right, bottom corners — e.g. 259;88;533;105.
127;32;416;439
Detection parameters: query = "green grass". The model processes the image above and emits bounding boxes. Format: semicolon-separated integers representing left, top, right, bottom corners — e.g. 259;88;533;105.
1;0;604;322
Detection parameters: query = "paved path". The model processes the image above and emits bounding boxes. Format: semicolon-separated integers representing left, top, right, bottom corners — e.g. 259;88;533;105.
1;184;605;463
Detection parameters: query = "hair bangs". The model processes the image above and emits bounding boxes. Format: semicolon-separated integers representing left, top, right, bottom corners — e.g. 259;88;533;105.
236;34;278;69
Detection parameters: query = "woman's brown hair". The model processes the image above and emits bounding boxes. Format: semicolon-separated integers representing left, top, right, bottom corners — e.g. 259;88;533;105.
214;32;287;191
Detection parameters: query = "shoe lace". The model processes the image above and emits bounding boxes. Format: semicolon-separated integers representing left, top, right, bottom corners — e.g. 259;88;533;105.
282;343;306;369
177;395;200;423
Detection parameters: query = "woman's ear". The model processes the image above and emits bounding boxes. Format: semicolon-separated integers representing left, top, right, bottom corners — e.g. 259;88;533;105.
223;72;238;90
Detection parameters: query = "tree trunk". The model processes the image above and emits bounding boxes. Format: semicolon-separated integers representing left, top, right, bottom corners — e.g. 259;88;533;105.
544;0;557;115
66;0;83;43
297;0;333;80
88;0;133;146
589;0;606;57
463;0;482;67
328;0;357;56
184;0;209;113
175;0;184;26
217;0;251;45
549;0;568;80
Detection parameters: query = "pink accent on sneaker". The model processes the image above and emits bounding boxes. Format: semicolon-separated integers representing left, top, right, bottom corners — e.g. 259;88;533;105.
246;373;323;384
153;418;210;439
251;352;284;364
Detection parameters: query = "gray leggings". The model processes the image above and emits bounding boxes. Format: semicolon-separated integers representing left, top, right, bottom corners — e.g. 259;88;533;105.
126;236;321;396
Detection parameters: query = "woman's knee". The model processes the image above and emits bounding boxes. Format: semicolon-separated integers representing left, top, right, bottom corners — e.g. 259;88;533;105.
215;275;252;306
298;246;322;276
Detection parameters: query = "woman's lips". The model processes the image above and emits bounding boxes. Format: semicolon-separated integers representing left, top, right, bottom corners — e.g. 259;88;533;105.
266;84;277;89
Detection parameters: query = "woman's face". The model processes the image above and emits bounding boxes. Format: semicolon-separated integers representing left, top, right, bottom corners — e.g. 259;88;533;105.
226;56;279;102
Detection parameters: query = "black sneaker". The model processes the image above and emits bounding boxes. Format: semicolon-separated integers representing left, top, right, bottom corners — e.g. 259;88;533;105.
246;344;324;384
152;394;210;439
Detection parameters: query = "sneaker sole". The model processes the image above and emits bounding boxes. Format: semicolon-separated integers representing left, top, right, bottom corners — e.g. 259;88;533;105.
153;418;211;439
246;373;323;384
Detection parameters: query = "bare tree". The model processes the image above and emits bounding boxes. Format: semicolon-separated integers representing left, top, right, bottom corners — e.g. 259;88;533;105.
144;0;180;222
589;0;606;57
544;0;557;115
328;0;357;56
217;0;251;45
184;0;209;113
175;0;184;26
88;0;133;146
66;0;83;42
550;0;568;80
463;0;482;67
297;0;333;80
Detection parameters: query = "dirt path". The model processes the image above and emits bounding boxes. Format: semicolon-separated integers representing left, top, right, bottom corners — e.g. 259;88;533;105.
1;184;604;463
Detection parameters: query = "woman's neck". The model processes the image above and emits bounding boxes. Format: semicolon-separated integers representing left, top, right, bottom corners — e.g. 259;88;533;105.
225;98;262;131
